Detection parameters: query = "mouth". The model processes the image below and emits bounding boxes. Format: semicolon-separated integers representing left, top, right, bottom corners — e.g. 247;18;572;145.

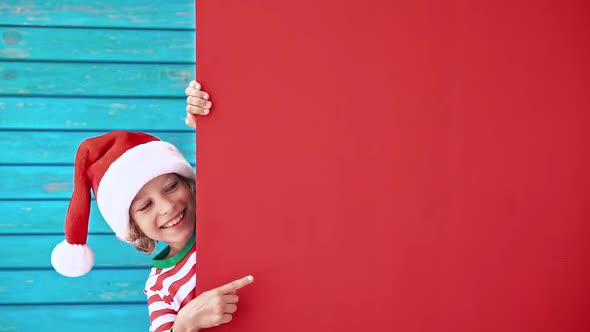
161;209;186;229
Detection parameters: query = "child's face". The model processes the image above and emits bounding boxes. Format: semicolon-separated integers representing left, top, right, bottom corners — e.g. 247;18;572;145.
129;173;195;247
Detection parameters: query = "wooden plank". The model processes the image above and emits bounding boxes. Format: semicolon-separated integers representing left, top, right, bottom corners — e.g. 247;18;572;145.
0;304;149;332
0;234;163;268
0;0;195;29
0;26;194;62
0;200;112;234
0;131;195;163
0;269;148;304
0;62;195;96
0;165;196;199
0;97;190;130
0;165;73;199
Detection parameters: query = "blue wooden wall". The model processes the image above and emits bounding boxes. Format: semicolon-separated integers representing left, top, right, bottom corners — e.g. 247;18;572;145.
0;1;196;330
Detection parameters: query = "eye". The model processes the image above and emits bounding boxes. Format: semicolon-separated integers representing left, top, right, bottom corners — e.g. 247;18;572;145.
166;181;179;192
137;201;151;212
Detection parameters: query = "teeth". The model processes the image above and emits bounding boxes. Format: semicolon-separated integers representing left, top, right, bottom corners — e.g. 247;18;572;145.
163;211;184;228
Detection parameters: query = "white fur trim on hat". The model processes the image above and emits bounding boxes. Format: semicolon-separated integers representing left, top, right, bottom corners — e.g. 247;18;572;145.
51;240;95;277
96;141;195;241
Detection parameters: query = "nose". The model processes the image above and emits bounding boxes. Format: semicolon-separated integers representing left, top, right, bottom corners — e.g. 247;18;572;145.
156;197;175;215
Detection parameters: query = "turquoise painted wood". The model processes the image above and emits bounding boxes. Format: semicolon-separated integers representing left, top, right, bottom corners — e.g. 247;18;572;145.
0;0;195;29
0;97;191;130
0;62;195;96
0;166;73;199
0;165;196;199
0;201;114;234
0;131;195;163
0;26;194;62
0;1;196;330
1;234;165;268
0;270;147;303
0;305;148;332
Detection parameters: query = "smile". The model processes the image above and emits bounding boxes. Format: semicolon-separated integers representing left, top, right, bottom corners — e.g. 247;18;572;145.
161;209;185;229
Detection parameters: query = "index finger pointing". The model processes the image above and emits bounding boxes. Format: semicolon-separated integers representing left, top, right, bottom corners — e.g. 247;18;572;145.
215;275;254;294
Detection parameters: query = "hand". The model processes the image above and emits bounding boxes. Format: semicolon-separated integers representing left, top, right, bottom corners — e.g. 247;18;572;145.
185;80;213;128
173;275;254;332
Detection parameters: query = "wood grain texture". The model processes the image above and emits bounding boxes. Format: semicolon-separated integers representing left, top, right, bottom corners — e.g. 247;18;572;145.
0;97;191;130
0;0;195;29
0;131;195;163
0;165;196;199
0;165;73;199
0;62;195;96
0;26;194;62
0;304;149;332
0;200;113;234
0;269;148;304
0;234;158;268
0;0;196;327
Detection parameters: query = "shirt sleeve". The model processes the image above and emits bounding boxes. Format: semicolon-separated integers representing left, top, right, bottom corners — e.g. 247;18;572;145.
146;290;178;332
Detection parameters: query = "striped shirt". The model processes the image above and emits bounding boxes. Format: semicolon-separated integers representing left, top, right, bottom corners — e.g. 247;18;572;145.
144;234;197;332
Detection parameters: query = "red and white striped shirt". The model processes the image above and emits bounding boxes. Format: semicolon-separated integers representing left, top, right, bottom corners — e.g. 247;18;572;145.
144;235;197;332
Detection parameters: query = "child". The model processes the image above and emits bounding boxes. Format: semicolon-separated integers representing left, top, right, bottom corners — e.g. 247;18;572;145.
50;81;253;332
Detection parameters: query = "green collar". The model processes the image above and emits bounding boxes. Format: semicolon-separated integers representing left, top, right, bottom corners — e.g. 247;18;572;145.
152;234;196;269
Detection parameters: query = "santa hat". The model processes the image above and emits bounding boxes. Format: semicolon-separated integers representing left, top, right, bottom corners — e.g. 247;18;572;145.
51;130;195;277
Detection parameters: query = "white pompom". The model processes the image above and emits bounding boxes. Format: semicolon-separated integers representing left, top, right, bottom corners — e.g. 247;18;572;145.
50;240;94;277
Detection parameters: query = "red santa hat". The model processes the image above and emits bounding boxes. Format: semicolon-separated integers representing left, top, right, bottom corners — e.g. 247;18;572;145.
51;130;195;277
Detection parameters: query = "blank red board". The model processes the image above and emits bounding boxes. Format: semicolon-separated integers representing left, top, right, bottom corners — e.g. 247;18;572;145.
194;0;590;331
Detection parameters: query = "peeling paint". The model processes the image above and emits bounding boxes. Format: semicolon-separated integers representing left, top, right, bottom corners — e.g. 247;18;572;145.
42;182;71;193
0;48;29;58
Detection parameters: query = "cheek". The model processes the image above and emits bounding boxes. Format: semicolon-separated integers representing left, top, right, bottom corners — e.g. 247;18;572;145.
132;213;157;233
178;187;196;205
188;197;196;209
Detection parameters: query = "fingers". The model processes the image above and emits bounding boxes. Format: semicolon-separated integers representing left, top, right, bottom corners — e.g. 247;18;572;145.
212;303;236;327
187;96;211;108
185;81;206;100
185;88;209;100
215;275;254;294
223;294;239;304
185;80;211;116
188;80;201;90
187;104;210;116
224;303;238;314
219;313;233;325
193;282;246;329
211;313;233;327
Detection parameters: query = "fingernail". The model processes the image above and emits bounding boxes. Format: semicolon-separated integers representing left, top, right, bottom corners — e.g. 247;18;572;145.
203;93;209;99
203;109;209;114
247;276;254;281
206;101;212;108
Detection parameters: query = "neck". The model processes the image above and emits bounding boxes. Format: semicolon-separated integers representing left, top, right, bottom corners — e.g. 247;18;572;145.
165;232;194;258
167;243;184;258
